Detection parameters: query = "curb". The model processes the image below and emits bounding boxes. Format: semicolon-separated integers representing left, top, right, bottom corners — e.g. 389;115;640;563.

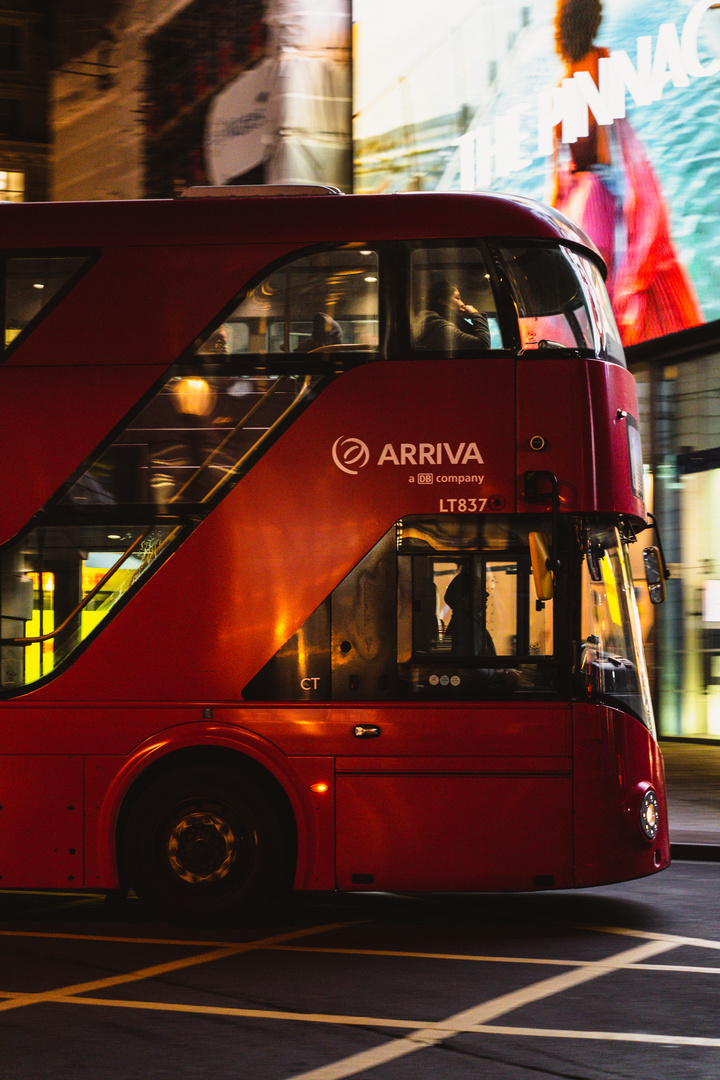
670;843;720;862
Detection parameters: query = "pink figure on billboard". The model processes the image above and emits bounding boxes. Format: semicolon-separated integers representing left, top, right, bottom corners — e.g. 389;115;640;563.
551;0;703;345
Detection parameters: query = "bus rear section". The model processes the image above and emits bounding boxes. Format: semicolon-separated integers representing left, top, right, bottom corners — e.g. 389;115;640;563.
0;189;669;920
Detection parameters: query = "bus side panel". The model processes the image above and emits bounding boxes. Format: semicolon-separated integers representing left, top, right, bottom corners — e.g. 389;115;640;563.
335;774;574;892
517;359;644;519
517;358;593;512
25;360;517;704
0;755;84;888
326;702;574;893
0;365;166;545
84;754;125;890
585;360;646;518
572;704;670;888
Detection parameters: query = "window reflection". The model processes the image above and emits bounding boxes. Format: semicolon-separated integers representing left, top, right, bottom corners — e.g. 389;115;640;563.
244;515;557;704
195;246;380;356
4;255;89;348
407;553;546;661
60;372;320;507
410;246;503;351
397;516;555;700
497;242;625;364
580;524;654;730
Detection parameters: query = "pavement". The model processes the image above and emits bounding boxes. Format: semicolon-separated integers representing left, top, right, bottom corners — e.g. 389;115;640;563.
660;739;720;854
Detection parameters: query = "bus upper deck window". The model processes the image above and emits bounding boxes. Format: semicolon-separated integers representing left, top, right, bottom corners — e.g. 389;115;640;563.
497;243;625;365
410;245;505;352
4;255;89;349
194;245;380;358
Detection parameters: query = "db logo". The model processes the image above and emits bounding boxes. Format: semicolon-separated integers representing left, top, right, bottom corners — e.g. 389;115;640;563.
332;436;370;475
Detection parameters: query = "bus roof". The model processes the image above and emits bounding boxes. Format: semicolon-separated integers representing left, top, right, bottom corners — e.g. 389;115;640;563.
0;189;602;265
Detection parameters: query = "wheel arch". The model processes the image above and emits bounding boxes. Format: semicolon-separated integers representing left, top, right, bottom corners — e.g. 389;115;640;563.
92;724;328;892
114;743;299;890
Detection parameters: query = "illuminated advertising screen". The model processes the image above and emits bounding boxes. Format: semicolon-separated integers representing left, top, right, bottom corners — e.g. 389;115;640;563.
352;0;720;346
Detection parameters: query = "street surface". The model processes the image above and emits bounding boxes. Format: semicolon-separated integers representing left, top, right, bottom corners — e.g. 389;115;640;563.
1;860;719;1079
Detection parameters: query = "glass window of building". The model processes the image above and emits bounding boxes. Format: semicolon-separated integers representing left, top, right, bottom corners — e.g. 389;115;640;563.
0;22;24;71
0;169;24;204
633;355;720;738
0;98;21;141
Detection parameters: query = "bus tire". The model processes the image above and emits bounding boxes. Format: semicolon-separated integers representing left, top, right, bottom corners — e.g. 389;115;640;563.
121;764;290;923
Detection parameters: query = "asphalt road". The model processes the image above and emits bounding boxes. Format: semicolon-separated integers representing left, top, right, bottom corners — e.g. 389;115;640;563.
1;860;719;1079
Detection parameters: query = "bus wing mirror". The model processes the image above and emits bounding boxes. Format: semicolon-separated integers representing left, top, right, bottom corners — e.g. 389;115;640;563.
529;532;554;601
643;546;666;605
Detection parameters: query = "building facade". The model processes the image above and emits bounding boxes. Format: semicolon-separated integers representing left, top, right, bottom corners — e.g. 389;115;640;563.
0;1;51;202
630;328;720;739
50;0;351;201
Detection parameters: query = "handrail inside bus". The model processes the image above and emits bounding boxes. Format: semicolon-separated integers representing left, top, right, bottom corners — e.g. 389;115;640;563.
191;374;311;504
2;527;170;646
169;373;292;502
306;343;369;352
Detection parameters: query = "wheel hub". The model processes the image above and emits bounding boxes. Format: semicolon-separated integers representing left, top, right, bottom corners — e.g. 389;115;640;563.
166;811;237;883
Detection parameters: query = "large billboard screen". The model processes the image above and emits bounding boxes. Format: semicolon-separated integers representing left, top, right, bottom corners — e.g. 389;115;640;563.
353;0;720;346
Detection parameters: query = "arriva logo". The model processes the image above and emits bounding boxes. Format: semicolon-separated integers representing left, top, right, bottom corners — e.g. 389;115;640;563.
332;438;484;473
377;442;484;466
332;436;371;475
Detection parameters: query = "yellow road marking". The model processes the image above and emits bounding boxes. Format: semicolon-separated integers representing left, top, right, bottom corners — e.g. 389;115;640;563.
0;928;318;948
273;945;585;965
1;993;719;1050
0;922;352;1014
587;923;720;951
4;927;720;972
469;1024;720;1047
2;916;720;1077
283;937;680;1079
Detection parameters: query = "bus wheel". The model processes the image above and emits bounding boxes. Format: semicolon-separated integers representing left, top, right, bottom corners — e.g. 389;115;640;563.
121;764;290;923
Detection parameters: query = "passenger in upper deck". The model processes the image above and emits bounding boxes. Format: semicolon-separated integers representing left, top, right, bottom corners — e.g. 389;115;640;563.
197;324;228;355
295;312;343;352
414;276;491;352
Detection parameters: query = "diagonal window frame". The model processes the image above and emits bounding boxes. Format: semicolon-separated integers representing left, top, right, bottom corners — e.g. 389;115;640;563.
1;248;99;359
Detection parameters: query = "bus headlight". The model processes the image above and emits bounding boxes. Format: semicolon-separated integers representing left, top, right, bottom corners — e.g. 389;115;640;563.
640;789;659;841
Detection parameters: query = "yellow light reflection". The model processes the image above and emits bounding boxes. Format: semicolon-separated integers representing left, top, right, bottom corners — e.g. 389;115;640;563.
172;377;216;417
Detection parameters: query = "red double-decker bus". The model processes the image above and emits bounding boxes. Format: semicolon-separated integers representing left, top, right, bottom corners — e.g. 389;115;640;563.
0;187;668;920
